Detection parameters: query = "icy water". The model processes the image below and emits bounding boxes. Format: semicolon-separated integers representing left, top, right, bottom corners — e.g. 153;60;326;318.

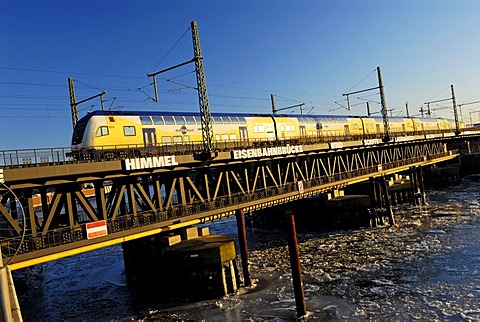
19;179;480;321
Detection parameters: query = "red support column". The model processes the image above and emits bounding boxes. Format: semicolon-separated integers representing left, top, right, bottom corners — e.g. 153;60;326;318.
285;209;307;317
380;176;395;226
235;209;251;287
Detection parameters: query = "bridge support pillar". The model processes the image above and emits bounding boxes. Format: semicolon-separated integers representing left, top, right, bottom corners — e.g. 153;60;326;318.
368;177;377;208
418;167;427;205
284;209;307;318
410;166;427;206
368;178;379;227
379;176;395;226
409;167;418;205
235;209;251;287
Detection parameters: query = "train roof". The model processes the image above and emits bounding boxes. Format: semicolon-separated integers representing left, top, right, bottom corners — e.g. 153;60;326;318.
76;110;453;124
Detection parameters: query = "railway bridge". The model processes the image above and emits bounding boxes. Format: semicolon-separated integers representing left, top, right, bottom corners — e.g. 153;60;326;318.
0;133;478;320
1;135;476;268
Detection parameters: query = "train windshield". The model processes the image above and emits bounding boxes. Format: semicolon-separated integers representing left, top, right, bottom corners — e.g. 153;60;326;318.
72;121;87;145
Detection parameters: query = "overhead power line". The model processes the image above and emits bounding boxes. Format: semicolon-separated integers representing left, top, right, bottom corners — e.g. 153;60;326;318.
0;67;145;79
346;68;377;92
148;26;191;74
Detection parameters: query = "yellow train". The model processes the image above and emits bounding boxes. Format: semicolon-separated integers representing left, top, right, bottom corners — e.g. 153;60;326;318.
71;110;461;154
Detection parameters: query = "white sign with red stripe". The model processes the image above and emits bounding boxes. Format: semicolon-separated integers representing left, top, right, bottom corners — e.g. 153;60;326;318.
86;220;108;239
298;180;304;194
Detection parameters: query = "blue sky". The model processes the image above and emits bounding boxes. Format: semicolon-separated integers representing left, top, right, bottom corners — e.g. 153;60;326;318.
1;1;480;149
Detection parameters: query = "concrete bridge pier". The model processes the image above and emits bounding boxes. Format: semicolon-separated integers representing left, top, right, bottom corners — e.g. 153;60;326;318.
122;227;241;299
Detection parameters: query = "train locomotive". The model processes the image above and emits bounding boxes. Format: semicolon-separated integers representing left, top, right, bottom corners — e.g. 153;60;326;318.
71;110;461;157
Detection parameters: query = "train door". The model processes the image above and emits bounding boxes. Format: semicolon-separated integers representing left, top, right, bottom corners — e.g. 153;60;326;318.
239;127;248;141
299;125;306;137
142;128;157;146
344;125;350;136
376;124;381;133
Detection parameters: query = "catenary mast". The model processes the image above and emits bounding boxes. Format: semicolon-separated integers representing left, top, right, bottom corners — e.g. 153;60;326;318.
191;21;215;153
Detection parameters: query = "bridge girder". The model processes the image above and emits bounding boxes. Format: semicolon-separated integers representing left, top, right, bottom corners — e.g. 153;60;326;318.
0;140;456;266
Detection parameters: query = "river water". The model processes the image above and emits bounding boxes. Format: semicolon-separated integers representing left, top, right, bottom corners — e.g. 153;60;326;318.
18;178;480;321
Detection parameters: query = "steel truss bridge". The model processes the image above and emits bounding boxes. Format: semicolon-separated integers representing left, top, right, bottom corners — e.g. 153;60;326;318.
0;135;475;270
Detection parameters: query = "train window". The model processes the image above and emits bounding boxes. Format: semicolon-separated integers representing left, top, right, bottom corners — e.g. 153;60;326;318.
285;125;291;132
222;117;231;124
164;116;175;125
213;116;223;124
173;136;182;144
161;137;172;145
95;126;109;137
238;117;247;124
140;116;153;125
280;125;285;131
254;125;265;133
221;134;229;141
231;117;239;124
124;126;136;136
72;121;87;145
229;134;237;141
153;116;164;125
185;116;196;125
184;135;190;143
215;134;220;141
174;116;185;125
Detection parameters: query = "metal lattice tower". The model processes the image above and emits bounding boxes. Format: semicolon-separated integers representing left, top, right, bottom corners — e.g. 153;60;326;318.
377;67;391;142
68;77;78;128
191;21;215;152
451;84;460;135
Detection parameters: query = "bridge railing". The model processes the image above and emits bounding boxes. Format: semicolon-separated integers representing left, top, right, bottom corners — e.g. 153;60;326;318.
0;147;73;167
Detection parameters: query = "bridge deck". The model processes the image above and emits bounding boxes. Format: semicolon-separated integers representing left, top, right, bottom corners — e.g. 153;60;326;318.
1;149;457;270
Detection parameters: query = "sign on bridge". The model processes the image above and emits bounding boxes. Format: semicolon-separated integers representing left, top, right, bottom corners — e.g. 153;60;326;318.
86;220;108;239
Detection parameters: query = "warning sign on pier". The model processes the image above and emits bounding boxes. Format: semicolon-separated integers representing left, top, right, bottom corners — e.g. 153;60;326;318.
86;220;108;239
